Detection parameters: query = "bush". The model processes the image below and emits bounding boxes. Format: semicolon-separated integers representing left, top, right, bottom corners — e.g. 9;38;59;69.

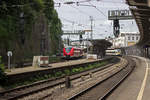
0;56;4;71
0;56;7;85
55;71;63;77
72;68;79;73
64;69;70;75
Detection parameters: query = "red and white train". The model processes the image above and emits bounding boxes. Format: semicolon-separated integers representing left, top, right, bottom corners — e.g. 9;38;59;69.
63;46;84;59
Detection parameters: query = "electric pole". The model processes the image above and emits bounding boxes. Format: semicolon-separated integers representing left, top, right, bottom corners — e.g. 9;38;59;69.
90;16;93;40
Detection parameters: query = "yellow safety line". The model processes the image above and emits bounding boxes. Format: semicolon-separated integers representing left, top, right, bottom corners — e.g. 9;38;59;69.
137;58;149;100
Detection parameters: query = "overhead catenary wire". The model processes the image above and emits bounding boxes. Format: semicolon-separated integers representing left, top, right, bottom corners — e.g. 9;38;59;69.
57;0;95;27
88;2;107;18
99;0;126;4
57;0;106;19
1;0;127;8
60;17;75;23
57;0;96;20
61;17;104;32
70;5;91;17
0;2;60;8
55;0;118;37
60;16;112;31
60;16;87;27
60;17;90;31
80;0;126;4
76;0;91;3
56;0;127;19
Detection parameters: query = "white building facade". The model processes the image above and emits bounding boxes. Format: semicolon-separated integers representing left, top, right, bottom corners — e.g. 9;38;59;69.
108;32;140;48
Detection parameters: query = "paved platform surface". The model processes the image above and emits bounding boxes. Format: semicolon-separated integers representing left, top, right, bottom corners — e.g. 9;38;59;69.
107;56;150;100
5;59;99;75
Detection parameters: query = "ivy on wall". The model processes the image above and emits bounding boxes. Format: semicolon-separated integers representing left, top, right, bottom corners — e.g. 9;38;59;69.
0;0;62;63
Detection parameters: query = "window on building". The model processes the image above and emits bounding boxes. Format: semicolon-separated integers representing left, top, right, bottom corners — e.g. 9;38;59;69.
136;37;138;40
132;37;134;40
128;37;130;40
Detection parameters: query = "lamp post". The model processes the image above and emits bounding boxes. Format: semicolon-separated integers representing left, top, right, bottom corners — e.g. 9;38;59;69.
19;12;25;67
20;12;25;45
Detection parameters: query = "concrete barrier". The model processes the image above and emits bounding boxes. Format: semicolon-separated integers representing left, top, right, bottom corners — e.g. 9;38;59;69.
87;54;98;60
32;56;49;67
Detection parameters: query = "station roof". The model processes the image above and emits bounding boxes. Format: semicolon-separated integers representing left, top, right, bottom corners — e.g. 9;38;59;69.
126;0;150;46
91;39;112;49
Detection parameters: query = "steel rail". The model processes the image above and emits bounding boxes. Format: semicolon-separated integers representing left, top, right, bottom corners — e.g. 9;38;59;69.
67;57;135;100
100;58;135;100
37;63;123;100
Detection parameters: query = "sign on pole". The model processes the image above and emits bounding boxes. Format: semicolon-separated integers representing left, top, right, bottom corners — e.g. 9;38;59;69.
108;10;133;20
7;51;12;70
7;51;12;57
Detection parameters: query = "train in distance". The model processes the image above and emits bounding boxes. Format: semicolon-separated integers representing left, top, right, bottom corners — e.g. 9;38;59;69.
63;46;84;59
105;48;122;56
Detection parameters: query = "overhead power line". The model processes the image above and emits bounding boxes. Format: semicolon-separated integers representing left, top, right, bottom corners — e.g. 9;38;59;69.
8;0;125;8
60;16;86;27
70;5;91;17
82;0;126;4
0;2;60;8
76;0;91;3
60;17;75;23
98;0;126;4
88;2;107;18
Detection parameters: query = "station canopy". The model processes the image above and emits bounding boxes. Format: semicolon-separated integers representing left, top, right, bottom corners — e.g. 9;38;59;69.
91;39;112;49
126;0;150;46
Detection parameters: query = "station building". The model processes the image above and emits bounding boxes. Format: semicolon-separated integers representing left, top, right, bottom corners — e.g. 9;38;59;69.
111;32;140;48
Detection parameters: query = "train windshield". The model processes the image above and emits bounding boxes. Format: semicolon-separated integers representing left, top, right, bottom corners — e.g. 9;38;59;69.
65;47;72;53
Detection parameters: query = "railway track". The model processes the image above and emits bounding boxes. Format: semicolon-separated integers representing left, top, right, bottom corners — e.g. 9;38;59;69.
21;57;127;100
67;56;135;100
0;58;121;100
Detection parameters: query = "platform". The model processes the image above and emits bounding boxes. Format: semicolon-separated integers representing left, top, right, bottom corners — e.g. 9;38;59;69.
107;56;150;100
5;59;99;75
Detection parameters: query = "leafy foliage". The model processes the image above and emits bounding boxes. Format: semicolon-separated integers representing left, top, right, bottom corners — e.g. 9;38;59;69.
0;0;63;63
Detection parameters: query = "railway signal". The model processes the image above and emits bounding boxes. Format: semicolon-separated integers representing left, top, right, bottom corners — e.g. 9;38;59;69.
79;34;83;43
113;19;120;37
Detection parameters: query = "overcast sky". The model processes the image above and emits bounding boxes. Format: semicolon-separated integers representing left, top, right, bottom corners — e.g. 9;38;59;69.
54;0;139;40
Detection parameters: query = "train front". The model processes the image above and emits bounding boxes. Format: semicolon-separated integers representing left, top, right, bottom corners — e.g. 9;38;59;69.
63;46;74;59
